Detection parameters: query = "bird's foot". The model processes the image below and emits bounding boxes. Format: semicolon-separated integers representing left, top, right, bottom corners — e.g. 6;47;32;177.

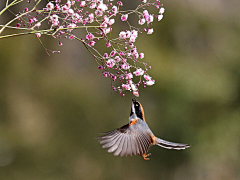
142;153;151;160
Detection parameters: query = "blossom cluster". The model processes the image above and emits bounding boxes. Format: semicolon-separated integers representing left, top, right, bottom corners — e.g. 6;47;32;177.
3;0;165;97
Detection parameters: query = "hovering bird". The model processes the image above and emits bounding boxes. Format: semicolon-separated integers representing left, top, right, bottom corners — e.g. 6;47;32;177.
98;98;190;160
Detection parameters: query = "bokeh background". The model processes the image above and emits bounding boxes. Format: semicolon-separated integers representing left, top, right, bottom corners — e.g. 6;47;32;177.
0;0;240;179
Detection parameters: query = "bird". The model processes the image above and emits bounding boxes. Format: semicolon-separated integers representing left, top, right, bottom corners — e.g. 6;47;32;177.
97;98;190;160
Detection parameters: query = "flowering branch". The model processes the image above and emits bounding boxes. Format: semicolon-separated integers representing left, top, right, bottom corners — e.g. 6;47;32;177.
0;0;165;97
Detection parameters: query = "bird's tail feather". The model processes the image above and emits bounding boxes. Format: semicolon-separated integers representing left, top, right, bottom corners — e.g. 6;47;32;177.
156;138;190;150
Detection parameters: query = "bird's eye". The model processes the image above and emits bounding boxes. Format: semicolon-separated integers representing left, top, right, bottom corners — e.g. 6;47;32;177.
135;104;138;107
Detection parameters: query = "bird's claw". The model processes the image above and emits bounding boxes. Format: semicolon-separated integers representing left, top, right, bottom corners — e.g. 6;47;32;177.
142;153;151;160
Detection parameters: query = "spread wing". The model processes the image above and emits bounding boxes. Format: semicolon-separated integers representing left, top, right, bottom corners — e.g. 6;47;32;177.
97;122;152;157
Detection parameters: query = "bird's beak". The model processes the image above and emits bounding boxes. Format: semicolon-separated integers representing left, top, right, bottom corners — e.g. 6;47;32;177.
132;98;137;103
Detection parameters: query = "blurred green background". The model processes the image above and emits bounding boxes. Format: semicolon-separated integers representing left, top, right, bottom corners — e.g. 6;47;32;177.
0;0;240;179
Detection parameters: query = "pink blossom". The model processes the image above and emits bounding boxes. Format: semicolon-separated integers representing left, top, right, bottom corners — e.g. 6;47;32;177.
67;23;76;31
147;28;154;34
121;63;130;70
133;68;144;76
112;5;118;14
109;19;115;25
132;91;139;97
146;80;155;86
131;30;138;38
86;33;95;40
66;1;72;8
35;22;41;27
139;53;144;59
119;31;126;39
125;31;131;38
144;75;152;81
50;14;59;21
159;7;165;14
95;10;103;17
146;15;154;23
89;13;94;20
122;84;131;90
67;9;74;15
131;83;138;91
138;18;146;25
121;14;128;21
97;3;108;12
143;10;149;16
88;41;96;46
61;5;69;13
129;36;136;43
36;33;41;37
158;14;163;21
125;73;133;79
106;59;115;68
110;51;116;57
80;1;86;7
103;72;108;77
46;2;54;11
114;56;120;62
90;3;97;9
106;42;111;47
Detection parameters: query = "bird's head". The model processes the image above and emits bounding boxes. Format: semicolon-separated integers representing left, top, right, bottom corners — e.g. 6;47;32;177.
130;98;145;121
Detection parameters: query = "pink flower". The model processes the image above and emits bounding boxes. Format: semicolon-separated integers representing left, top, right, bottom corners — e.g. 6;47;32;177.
125;31;131;38
86;33;95;40
144;75;152;81
146;80;155;86
106;42;111;47
131;30;138;38
159;7;165;14
66;1;72;8
61;5;69;13
138;18;146;25
143;10;149;16
106;59;115;68
80;1;86;7
67;9;74;16
112;5;118;14
88;41;96;46
158;15;163;21
129;36;136;43
132;91;139;97
110;51;116;57
119;31;126;39
50;14;59;21
103;72;108;77
122;84;131;90
147;28;154;34
133;68;144;76
131;83;138;91
97;3;108;12
146;15;154;23
67;23;76;31
121;63;130;70
36;33;41;37
139;53;144;59
109;19;115;25
114;56;120;62
90;3;97;9
46;2;54;10
35;22;41;27
16;23;21;27
125;73;133;79
121;14;128;21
